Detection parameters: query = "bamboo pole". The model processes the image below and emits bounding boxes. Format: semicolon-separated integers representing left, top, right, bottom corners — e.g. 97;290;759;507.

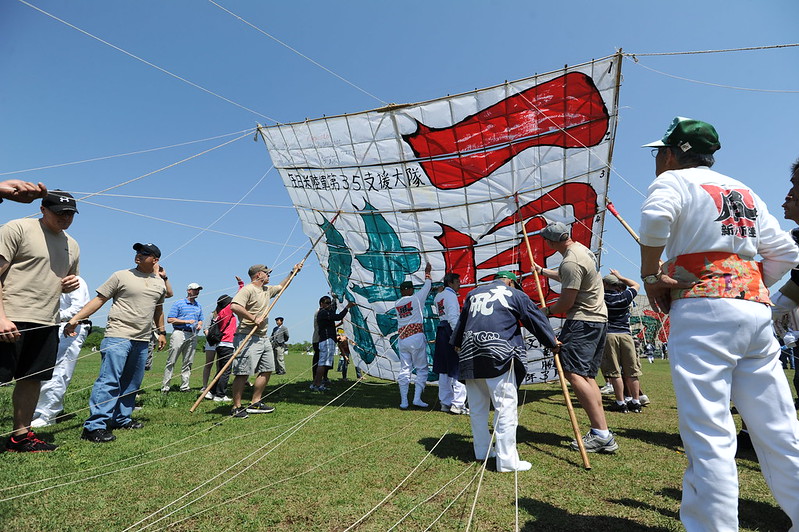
606;199;641;244
190;211;340;413
514;194;591;470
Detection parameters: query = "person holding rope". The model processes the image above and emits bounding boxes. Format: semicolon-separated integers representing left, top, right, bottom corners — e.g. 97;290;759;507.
535;222;617;454
311;296;355;391
67;242;173;443
229;263;301;418
394;262;433;409
0;190;80;452
451;271;558;472
161;282;204;393
640;117;799;530
433;272;468;415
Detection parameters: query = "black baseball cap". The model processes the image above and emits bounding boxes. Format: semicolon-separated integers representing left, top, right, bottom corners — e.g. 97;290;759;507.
133;242;162;258
42;190;79;214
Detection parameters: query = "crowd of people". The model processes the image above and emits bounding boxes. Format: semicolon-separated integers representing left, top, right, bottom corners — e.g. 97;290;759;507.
3;116;799;531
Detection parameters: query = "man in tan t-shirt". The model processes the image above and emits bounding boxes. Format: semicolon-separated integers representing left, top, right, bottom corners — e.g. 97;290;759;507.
229;263;301;418
65;242;173;443
536;221;616;454
0;190;80;452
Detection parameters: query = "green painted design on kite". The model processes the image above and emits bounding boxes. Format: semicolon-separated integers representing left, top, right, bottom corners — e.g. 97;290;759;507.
351;201;422;303
320;217;352;299
349;305;376;363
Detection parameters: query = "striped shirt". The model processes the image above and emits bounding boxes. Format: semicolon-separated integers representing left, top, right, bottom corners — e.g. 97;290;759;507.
167;298;203;331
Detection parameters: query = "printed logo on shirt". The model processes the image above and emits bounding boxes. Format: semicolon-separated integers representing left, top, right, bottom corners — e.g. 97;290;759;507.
436;299;445;316
469;285;513;317
701;185;758;238
396;301;413;318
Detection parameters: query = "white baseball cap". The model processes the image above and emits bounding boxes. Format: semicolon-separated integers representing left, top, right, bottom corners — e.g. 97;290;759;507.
187;282;203;290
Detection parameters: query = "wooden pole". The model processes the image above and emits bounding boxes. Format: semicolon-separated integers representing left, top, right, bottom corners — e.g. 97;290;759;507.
514;194;591;470
190;211;340;413
606;199;640;244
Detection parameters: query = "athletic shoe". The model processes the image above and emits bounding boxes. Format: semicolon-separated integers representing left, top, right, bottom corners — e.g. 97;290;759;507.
606;402;629;414
213;395;232;402
117;420;144;430
246;402;275;414
80;428;116;443
570;431;619;453
180;387;191;392
6;431;58;452
638;394;651;406
450;405;470;415
231;407;249;418
599;383;615;395
161;387;170;393
204;392;214;400
440;404;452;412
31;417;54;428
626;401;643;413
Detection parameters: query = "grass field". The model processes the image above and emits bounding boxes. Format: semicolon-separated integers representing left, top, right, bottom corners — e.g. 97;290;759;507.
0;348;794;531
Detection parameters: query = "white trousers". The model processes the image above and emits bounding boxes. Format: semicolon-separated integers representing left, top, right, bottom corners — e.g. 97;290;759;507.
465;367;521;472
397;333;428;387
34;323;89;422
438;373;467;408
162;329;198;390
670;298;799;532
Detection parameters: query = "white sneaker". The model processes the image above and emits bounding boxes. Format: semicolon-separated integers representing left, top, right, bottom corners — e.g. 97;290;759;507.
639;394;651;406
499;460;532;472
31;417;53;428
450;405;470;415
599;383;614;395
213;395;232;402
204;392;214;400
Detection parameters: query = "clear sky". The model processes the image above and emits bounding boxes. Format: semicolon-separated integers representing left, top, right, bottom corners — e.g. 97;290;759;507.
1;0;797;342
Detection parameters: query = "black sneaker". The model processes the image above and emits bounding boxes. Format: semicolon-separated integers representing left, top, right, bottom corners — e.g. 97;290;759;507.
626;401;642;413
117;420;144;430
5;431;58;452
246;401;275;414
606;402;629;413
81;428;116;443
231;407;249;418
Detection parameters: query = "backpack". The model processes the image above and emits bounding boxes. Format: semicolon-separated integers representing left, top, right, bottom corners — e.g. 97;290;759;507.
206;317;224;346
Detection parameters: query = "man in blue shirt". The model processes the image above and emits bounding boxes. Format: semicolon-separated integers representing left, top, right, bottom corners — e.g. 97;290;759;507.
600;270;644;413
162;282;203;392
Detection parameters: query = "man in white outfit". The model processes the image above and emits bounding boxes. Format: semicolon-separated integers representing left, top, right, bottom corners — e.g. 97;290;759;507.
394;262;432;409
640;116;799;531
433;273;468;414
31;276;92;427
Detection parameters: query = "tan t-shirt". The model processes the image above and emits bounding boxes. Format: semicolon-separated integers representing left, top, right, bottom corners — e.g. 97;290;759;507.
97;268;167;341
0;218;80;324
232;283;282;336
558;242;607;322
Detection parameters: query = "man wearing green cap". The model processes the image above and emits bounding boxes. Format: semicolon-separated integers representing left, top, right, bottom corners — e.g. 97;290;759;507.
639;117;799;531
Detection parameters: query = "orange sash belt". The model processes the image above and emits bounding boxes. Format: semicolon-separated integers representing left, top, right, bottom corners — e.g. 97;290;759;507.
664;252;770;304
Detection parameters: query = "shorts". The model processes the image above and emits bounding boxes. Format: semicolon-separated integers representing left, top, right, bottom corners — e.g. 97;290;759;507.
558;319;607;378
231;334;274;376
0;322;59;382
318;338;335;367
600;333;642;378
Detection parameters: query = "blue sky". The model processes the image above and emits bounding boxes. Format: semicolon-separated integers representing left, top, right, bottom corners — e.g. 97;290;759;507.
1;0;798;341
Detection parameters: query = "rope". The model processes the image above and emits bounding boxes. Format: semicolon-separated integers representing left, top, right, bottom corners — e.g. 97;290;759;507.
63;192;296;209
624;43;799;57
629;58;799;93
207;0;388;106
0;128;254;177
16;0;278;122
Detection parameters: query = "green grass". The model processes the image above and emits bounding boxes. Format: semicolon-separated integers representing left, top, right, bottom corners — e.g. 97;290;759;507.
0;350;794;531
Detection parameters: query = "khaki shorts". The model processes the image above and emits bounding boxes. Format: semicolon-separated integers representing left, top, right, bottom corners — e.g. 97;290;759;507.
232;334;274;376
600;333;642;378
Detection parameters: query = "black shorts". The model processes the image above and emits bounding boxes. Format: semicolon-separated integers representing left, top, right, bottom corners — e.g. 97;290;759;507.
558;319;607;378
0;322;59;383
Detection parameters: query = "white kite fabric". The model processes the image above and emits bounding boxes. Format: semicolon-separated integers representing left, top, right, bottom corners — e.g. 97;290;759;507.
260;54;621;384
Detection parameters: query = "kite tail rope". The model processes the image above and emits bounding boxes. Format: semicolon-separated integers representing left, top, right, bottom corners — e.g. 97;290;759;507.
189;211;341;413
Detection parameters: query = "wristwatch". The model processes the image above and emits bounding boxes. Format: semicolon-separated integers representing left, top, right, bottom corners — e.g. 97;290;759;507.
641;273;661;284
